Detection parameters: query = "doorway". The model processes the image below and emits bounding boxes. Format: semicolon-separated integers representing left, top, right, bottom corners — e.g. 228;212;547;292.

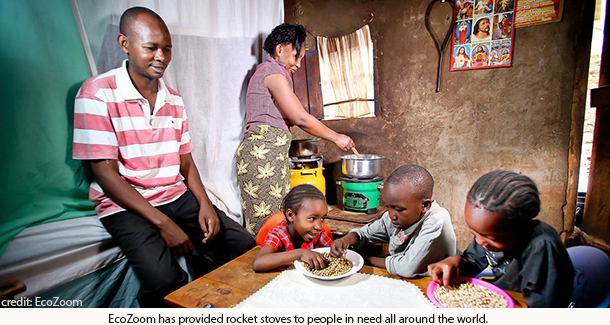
576;0;606;229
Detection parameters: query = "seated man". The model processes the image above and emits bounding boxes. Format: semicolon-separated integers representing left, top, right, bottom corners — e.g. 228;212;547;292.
72;6;255;307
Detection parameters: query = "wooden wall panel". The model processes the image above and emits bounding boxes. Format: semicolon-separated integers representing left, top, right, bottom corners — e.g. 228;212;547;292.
304;50;324;119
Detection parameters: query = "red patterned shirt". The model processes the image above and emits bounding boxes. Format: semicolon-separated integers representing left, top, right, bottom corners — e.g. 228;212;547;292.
263;219;333;252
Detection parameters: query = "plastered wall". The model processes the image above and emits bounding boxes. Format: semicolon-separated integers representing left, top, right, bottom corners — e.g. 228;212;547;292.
286;0;584;251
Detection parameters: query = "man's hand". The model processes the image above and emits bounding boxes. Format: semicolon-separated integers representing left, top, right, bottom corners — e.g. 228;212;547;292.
199;209;220;243
158;219;194;256
300;249;327;270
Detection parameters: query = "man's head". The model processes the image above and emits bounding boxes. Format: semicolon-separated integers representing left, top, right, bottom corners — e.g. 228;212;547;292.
117;7;172;81
473;18;490;36
464;170;540;252
381;164;434;230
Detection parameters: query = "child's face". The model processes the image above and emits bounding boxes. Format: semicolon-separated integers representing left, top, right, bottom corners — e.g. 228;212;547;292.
381;183;430;230
286;198;328;243
464;202;520;252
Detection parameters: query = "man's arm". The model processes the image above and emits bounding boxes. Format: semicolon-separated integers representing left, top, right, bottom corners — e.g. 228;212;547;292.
179;153;220;242
90;159;194;255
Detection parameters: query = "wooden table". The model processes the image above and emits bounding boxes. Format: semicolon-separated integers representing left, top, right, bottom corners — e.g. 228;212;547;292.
164;246;528;308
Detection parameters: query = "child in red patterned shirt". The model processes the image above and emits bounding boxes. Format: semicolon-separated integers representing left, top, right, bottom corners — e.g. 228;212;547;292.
252;184;333;272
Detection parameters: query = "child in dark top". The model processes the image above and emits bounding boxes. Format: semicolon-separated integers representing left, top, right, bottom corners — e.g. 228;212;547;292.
428;170;575;308
252;184;333;272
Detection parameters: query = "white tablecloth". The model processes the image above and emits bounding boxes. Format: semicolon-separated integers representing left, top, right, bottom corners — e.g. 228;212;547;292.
236;269;435;308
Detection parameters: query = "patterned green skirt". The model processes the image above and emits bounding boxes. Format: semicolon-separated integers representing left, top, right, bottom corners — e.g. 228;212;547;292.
236;125;292;235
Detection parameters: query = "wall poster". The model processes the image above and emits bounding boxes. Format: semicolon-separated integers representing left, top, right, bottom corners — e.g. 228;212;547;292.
450;0;517;71
514;0;564;27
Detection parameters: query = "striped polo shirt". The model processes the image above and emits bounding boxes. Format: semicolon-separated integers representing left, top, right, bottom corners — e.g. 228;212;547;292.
73;60;192;218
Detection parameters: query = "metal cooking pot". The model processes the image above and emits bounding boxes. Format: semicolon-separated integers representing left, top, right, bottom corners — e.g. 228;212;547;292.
290;138;319;157
341;154;384;178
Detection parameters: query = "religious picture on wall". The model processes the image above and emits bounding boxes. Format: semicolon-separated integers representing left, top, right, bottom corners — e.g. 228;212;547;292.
450;0;516;71
471;43;490;67
452;44;472;70
492;12;513;40
475;0;493;15
491;39;511;65
454;20;472;45
456;0;474;19
495;0;514;14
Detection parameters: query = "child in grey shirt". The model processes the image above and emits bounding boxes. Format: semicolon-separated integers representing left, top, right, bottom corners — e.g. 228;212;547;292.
331;164;456;277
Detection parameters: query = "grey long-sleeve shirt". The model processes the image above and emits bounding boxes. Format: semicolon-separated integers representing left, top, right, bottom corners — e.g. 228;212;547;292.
351;201;457;278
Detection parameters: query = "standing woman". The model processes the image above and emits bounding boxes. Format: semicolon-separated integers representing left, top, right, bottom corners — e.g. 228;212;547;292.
236;23;354;235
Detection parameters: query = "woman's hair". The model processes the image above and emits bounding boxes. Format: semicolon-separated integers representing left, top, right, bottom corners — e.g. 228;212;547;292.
281;184;325;215
467;170;540;226
263;23;307;58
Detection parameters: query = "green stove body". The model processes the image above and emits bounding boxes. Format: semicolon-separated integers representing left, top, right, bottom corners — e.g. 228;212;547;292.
340;176;383;214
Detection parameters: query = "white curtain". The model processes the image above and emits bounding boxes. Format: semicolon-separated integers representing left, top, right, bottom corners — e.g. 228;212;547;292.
72;0;284;224
317;25;375;119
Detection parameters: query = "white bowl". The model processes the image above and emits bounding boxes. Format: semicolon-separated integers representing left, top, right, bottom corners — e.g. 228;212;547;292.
293;247;364;280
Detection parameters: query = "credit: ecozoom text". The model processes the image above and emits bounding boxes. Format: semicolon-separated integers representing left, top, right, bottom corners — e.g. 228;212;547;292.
2;296;83;307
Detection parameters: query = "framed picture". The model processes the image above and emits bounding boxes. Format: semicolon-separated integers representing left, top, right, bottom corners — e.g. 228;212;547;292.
450;0;516;71
515;0;564;27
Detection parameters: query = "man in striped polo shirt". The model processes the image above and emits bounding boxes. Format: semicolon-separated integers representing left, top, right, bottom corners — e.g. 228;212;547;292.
72;7;255;307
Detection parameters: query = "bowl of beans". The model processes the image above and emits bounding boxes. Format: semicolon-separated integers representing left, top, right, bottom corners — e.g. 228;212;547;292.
427;277;514;308
294;247;363;280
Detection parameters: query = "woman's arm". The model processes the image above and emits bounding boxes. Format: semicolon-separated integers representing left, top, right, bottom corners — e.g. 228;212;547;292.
264;74;354;151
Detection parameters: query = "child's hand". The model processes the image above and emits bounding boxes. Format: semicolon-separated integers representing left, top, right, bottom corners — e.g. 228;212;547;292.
330;237;350;257
427;256;462;288
300;250;327;270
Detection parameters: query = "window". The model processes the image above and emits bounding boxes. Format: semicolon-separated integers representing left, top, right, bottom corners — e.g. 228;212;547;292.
292;25;377;120
317;25;376;119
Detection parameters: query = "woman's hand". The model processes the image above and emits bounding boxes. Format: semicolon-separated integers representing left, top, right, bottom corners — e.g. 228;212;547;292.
427;255;463;288
333;134;354;151
264;75;356;149
300;250;327;270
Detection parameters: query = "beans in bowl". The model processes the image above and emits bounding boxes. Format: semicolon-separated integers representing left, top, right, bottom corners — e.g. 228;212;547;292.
433;282;508;308
302;253;352;277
